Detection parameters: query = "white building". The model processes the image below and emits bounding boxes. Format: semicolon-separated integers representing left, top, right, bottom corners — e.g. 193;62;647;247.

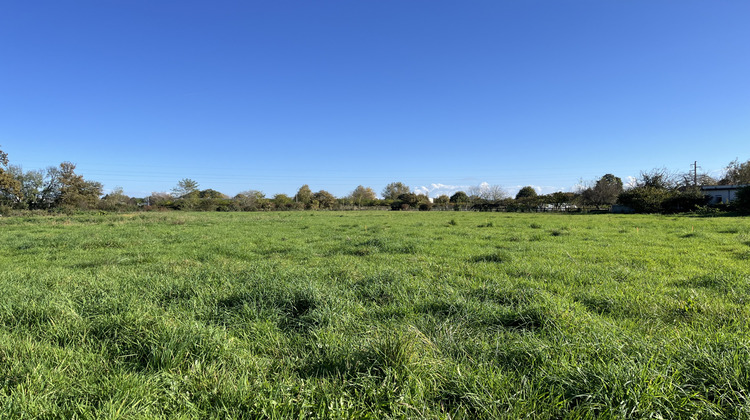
701;185;746;204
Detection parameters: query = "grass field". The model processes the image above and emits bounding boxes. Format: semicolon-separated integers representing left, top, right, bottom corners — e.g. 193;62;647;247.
1;211;749;418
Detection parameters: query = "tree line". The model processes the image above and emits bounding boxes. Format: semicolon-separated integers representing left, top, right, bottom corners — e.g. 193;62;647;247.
1;146;748;214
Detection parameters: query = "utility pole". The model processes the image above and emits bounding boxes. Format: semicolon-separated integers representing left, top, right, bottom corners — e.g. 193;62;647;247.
691;161;701;186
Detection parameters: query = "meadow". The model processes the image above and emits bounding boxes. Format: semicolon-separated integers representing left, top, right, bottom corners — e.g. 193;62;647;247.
0;211;749;419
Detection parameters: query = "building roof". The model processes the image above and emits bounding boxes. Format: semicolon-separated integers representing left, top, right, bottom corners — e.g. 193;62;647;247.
700;185;748;191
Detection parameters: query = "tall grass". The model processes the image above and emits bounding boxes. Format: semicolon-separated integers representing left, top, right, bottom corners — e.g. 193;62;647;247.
0;211;749;418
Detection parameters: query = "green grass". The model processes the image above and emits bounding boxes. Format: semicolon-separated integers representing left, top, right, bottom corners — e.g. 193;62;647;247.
1;211;749;418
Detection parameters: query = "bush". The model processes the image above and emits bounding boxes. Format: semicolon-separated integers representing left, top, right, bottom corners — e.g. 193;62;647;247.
735;186;750;214
662;189;708;213
617;187;671;213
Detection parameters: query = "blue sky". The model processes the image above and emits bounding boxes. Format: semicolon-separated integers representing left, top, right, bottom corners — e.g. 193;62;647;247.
1;1;748;198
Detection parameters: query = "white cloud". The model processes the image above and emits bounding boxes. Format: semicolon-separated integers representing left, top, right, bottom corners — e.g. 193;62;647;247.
413;183;473;197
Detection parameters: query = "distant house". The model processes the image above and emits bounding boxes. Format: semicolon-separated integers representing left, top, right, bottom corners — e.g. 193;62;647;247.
537;203;578;212
701;185;746;204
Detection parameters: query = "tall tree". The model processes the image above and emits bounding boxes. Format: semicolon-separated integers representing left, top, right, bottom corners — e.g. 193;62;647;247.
56;162;102;209
172;178;200;197
8;165;44;208
582;174;623;208
171;178;200;209
434;195;450;206
234;190;265;210
37;166;63;209
198;189;227;199
720;159;750;185
449;191;469;203
314;190;337;209
272;193;294;209
350;185;376;207
146;192;173;207
0;147;23;204
515;186;538;200
295;184;313;206
480;184;507;202
636;168;676;190
99;187;131;210
382;182;411;200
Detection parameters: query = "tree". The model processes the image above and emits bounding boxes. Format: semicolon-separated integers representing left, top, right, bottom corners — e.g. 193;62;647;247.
172;178;200;198
8;165;44;208
678;171;717;188
636;168;676;190
434;195;450;206
294;185;313;206
272;193;294;210
99;187;131;211
617;188;668;213
56;162;102;209
550;191;577;210
35;166;63;209
720;159;750;185
146;192;173;207
481;184;507;202
449;191;469;203
581;174;623;209
313;190;337;209
170;178;200;209
350;185;376;207
397;193;419;209
615;169;700;213
198;189;227;199
382;182;411;201
0;147;22;205
515;186;537;200
466;185;483;204
233;190;265;211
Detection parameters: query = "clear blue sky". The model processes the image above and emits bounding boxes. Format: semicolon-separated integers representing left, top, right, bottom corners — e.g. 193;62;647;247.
2;1;748;198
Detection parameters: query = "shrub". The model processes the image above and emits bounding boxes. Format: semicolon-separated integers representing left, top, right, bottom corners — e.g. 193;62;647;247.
735;186;750;213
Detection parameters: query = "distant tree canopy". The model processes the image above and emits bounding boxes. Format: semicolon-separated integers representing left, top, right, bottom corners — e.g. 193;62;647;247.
350;185;377;207
99;187;133;211
295;184;313;205
313;190;337;209
449;191;469;203
198;189;227;199
720;159;750;185
617;169;706;213
434;195;450;206
233;190;266;211
0;147;23;204
273;193;293;207
678;171;716;187
1;149;747;215
636;168;676;190
480;184;507;202
581;174;623;208
172;178;200;198
55;162;103;209
515;186;537;200
389;192;430;211
382;182;411;201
